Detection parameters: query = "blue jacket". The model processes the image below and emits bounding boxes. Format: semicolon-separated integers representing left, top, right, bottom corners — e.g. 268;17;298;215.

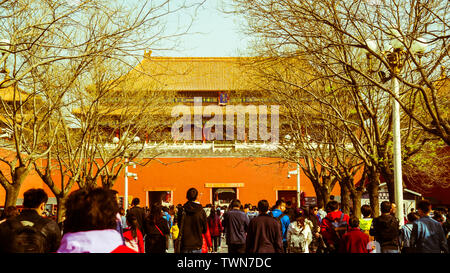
411;216;448;253
163;212;172;229
270;209;290;242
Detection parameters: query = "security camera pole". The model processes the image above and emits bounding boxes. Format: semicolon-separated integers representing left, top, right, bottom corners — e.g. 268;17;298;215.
124;158;138;212
288;163;301;208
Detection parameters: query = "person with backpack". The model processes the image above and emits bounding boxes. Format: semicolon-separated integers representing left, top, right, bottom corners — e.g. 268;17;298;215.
369;201;400;253
269;199;291;252
287;212;312;253
57;188;136;253
0;188;61;253
246;200;284;253
144;204;170;253
177;188;207;253
222;199;249;254
399;212;420;253
123;214;145;253
320;200;349;253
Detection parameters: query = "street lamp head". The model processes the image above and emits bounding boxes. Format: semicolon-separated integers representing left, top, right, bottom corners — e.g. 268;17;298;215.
411;39;427;55
388;28;404;50
284;134;291;141
133;136;140;143
112;137;120;144
390;38;403;50
366;39;378;53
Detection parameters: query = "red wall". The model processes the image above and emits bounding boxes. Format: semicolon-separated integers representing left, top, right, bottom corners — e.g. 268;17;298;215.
0;156;342;208
113;157;341;207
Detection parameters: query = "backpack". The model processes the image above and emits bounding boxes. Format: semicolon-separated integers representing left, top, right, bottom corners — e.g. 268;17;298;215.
326;212;348;241
9;218;47;253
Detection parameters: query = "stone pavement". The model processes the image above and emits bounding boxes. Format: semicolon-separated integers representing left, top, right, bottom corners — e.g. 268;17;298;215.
166;235;228;253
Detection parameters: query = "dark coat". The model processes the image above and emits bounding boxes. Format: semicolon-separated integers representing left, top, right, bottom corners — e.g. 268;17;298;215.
245;214;284;253
0;209;61;253
127;206;147;235
223;209;249;245
369;214;400;250
179;201;207;251
144;217;170;253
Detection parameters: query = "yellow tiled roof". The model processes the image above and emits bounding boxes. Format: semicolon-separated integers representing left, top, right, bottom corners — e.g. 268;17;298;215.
0;85;30;102
119;56;264;92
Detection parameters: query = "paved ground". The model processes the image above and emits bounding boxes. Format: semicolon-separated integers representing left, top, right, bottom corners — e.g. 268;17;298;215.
167;235;228;253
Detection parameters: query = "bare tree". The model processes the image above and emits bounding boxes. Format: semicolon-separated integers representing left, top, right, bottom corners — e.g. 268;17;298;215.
233;0;449;143
0;0;203;208
232;0;448;213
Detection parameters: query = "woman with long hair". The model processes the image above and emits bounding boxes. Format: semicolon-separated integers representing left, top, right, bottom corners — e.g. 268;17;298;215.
144;204;170;253
207;207;223;253
286;212;313;253
123;214;145;253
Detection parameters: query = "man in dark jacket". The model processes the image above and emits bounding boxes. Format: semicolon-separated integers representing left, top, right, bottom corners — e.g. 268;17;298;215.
222;199;249;253
370;201;400;253
127;197;147;236
178;188;207;253
0;188;61;253
246;200;283;253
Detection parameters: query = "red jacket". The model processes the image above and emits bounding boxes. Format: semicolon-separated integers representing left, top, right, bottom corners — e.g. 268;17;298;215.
111;245;138;253
320;210;350;246
123;228;145;253
208;215;223;237
202;225;212;253
338;227;370;253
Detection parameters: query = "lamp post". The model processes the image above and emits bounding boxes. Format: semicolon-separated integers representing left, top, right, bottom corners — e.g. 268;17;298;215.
288;164;301;209
365;33;427;226
113;135;140;212
285;134;301;209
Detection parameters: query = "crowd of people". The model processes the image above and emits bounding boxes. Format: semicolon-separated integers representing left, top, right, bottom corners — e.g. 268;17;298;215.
0;187;449;253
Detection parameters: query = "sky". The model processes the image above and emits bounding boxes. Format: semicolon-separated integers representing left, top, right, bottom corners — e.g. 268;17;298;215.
66;0;251;57
151;0;251;57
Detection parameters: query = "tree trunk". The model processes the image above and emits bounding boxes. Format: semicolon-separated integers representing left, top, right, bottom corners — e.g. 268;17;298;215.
351;190;363;218
4;184;21;207
379;162;395;203
340;182;351;215
4;166;30;207
56;195;67;224
367;169;380;217
317;187;331;209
